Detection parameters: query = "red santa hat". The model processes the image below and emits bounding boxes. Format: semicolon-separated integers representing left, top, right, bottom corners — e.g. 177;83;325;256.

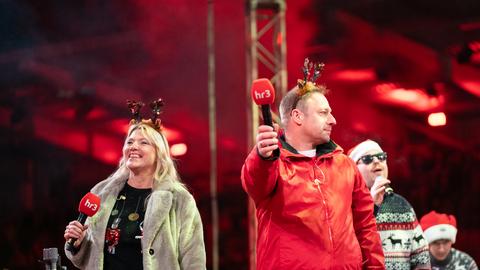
347;140;383;163
420;211;457;244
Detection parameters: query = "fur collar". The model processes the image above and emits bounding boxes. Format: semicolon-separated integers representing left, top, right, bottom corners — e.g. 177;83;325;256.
89;174;177;249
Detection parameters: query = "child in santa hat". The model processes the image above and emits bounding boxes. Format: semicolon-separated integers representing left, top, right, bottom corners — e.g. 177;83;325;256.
420;211;478;270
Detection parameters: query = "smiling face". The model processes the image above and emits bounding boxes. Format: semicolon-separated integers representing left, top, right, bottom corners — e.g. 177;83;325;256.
356;149;389;188
296;92;337;145
123;128;157;175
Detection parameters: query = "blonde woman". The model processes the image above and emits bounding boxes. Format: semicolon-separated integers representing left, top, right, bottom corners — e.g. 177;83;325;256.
63;100;206;270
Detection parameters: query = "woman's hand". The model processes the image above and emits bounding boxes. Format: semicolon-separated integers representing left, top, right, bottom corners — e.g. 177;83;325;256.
64;220;89;248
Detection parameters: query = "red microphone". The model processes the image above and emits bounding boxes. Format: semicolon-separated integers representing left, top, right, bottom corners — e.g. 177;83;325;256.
251;78;280;158
251;78;276;127
66;192;101;251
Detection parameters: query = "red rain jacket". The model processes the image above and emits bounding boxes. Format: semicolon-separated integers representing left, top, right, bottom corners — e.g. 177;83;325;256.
241;140;385;270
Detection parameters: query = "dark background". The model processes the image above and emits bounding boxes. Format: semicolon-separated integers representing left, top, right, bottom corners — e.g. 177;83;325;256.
0;0;479;269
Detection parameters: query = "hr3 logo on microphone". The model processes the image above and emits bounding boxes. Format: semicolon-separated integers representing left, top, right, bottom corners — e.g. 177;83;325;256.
79;192;101;216
254;89;272;100
251;78;275;105
84;198;99;212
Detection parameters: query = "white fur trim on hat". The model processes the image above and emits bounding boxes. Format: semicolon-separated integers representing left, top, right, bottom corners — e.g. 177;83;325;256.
348;140;383;163
423;224;457;244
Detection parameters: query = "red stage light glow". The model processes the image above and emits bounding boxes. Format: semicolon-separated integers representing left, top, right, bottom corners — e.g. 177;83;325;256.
85;107;107;120
373;83;444;112
331;68;377;82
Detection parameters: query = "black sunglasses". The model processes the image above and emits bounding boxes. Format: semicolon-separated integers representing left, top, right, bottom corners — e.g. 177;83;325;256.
358;152;387;165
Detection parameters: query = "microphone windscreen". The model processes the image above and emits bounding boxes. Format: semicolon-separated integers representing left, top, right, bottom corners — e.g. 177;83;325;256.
78;192;101;217
43;247;58;262
251;78;275;105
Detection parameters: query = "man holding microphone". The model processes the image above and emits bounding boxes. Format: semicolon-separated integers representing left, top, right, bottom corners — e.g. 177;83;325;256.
349;139;431;269
242;59;385;269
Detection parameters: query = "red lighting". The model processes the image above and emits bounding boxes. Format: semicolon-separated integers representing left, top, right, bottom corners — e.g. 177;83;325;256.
389;88;423;103
276;32;283;46
99;151;121;164
352;121;369;133
170;143;187;156
374;83;398;94
85;107;107;120
92;134;123;165
428;112;447;127
456;80;480;97
373;83;444;112
331;68;377;82
33;116;123;165
452;62;480;98
162;127;182;142
109;119;130;135
220;137;237;150
57;108;76;120
459;22;480;31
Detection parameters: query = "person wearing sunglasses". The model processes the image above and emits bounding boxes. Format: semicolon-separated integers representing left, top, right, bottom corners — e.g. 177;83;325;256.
349;140;431;270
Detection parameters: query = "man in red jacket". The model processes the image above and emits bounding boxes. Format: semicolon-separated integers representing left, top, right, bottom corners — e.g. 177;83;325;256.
241;60;385;270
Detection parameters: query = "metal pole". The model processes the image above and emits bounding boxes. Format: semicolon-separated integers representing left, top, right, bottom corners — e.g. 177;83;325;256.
245;4;259;270
207;1;219;269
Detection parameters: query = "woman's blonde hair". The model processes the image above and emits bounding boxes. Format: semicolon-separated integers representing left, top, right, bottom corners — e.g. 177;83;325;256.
110;123;185;190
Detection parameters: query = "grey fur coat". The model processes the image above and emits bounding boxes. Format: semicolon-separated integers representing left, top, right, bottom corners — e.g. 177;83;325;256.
65;174;206;270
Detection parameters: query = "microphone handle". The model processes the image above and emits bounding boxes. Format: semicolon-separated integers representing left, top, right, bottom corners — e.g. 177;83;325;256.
261;105;280;158
261;105;273;127
66;213;87;252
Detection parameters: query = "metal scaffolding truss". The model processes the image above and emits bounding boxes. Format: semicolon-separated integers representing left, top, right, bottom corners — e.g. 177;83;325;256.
246;0;287;106
245;1;286;269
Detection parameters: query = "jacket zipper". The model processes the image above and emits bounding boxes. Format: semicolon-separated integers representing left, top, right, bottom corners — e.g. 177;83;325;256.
313;162;334;250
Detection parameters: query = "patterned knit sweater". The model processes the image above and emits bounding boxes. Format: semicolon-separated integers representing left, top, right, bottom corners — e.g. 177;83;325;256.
431;248;478;270
375;193;431;269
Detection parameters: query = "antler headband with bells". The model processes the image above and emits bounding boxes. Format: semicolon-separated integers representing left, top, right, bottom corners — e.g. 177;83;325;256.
127;98;165;132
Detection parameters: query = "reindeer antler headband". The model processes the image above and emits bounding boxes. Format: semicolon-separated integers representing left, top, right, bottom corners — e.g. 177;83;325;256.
296;58;325;96
127;98;165;132
289;58;327;110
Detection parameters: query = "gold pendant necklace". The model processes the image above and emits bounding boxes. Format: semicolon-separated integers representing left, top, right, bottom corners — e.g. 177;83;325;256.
128;212;140;221
128;195;143;221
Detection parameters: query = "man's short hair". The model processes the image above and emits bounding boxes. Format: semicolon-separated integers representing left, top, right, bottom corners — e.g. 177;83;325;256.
279;85;328;127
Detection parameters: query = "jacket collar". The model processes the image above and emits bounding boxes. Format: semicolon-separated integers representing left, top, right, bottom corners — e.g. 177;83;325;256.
101;172;177;194
279;135;340;158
